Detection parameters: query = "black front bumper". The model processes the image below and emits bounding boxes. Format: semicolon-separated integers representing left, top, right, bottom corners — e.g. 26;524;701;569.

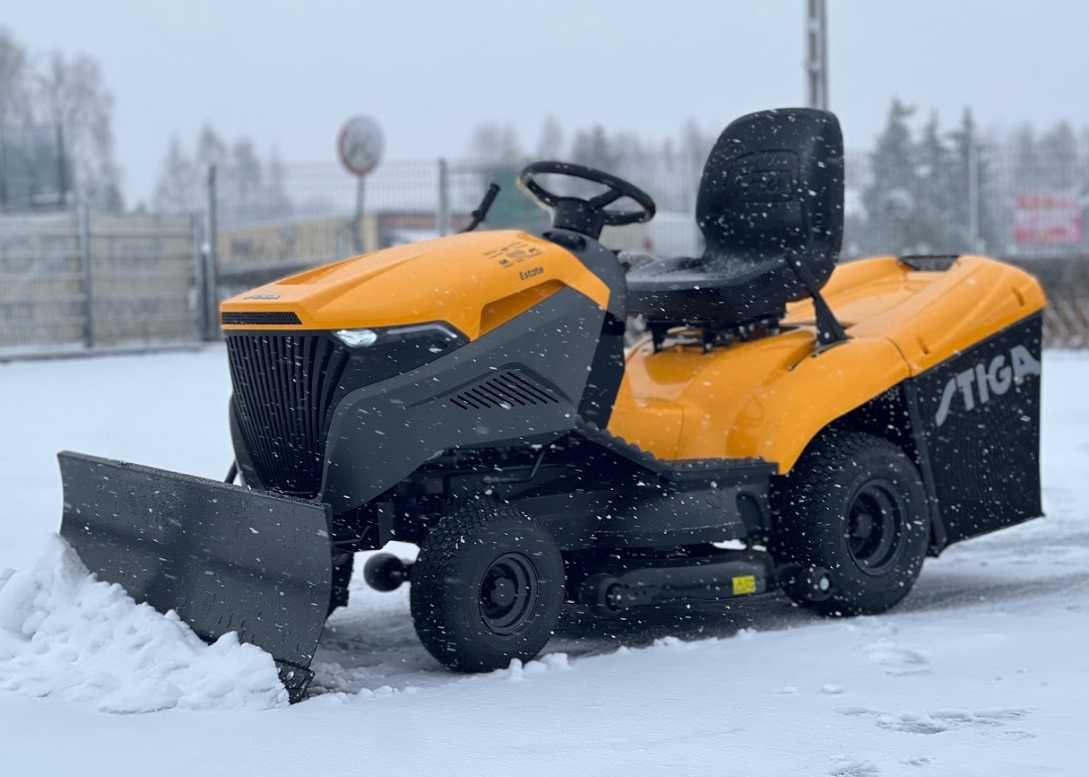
226;325;468;498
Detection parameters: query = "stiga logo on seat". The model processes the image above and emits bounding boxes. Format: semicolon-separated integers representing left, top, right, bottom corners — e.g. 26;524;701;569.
934;345;1041;427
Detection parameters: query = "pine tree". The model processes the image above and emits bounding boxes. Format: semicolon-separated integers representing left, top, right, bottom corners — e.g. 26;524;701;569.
151;136;196;214
535;116;565;160
466;120;537;229
571;125;617;172
1011;124;1041;191
862;99;917;254
1038;121;1079;191
230;138;263;218
263;150;292;221
914;112;957;251
195;125;228;177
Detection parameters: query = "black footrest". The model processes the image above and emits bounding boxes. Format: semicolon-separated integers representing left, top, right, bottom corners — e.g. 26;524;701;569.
575;419;774;485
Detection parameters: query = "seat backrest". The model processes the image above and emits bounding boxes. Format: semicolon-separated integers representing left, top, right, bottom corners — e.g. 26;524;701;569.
696;108;844;303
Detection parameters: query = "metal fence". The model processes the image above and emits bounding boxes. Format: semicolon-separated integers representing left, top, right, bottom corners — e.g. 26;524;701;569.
209;153;1089;346
0;208;200;355
212;158;704;292
3;145;1089;356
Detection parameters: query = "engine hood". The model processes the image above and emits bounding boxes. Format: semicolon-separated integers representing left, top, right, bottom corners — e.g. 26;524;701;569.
220;230;609;340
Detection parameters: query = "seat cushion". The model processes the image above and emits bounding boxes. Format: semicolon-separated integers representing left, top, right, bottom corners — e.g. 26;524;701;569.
627;256;788;328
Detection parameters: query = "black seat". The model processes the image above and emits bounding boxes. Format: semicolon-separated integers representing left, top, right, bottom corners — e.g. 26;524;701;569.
627;108;845;331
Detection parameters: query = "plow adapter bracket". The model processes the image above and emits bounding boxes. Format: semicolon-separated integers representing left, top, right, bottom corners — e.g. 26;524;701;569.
58;451;333;702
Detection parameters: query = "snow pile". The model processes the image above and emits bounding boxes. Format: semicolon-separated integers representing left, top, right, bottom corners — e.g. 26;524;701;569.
501;653;571;682
0;536;287;713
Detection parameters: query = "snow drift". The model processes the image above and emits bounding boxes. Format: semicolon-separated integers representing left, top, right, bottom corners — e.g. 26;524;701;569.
0;535;287;713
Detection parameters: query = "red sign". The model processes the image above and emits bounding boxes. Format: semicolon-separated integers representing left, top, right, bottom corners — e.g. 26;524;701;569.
1013;193;1084;245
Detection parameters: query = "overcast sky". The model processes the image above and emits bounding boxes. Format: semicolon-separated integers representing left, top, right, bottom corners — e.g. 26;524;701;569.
7;0;1089;204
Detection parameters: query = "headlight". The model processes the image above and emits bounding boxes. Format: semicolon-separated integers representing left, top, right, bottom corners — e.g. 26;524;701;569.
332;322;468;387
334;328;379;348
335;323;462;350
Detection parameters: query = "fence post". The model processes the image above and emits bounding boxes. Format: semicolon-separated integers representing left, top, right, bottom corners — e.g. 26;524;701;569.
437;158;451;235
204;164;220;340
77;201;94;349
190;212;206;341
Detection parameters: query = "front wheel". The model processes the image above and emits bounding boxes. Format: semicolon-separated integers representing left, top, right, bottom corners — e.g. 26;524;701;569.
773;431;930;616
410;501;565;671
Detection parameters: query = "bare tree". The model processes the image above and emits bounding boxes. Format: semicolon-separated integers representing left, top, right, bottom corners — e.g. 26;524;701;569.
1038;121;1079;191
468;121;522;164
0;29;34;208
154;125;292;222
263;149;292;220
0;29;30;129
152;136;197;214
535;116;565;160
195;124;228;174
230;137;262;216
571;124;617;172
37;51;123;210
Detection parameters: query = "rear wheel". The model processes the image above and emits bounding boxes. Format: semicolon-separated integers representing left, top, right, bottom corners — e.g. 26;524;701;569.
410;501;565;671
773;430;930;616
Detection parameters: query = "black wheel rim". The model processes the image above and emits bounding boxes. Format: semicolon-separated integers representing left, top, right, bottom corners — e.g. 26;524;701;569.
478;552;540;636
846;479;906;576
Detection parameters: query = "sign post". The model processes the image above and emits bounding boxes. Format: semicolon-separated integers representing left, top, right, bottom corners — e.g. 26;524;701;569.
337;115;385;253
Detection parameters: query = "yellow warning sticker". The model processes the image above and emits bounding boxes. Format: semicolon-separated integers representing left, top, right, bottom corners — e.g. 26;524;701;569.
732;575;757;595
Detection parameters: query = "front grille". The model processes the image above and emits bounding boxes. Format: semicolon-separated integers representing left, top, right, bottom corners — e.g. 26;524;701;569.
226;333;349;497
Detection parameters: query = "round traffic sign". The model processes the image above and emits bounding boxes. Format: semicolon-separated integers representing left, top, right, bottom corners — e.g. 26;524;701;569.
337;115;385;176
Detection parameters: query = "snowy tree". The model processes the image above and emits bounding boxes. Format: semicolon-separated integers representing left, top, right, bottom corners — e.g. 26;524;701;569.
1038;121;1079;191
0;30;120;211
465;121;536;229
679;119;712;203
195;125;229;176
229;138;263;217
36;51;123;210
152;136;197;214
913;112;959;251
153;127;292;222
571;124;618;173
535;116;565;160
0;29;32;208
0;29;30;132
1011;124;1043;192
947;108;1001;252
468;121;522;165
862;99;918;254
263;150;292;221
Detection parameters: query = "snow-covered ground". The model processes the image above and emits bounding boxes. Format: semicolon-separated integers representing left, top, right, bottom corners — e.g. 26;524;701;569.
0;346;1087;776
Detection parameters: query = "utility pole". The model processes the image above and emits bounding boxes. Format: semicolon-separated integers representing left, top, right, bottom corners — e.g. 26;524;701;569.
805;0;829;110
204;164;220;341
967;134;981;252
56;122;69;206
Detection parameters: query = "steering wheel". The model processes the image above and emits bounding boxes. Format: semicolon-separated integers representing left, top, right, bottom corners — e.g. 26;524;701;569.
518;161;656;240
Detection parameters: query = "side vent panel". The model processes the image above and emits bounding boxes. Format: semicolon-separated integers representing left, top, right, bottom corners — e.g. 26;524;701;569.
449;370;560;411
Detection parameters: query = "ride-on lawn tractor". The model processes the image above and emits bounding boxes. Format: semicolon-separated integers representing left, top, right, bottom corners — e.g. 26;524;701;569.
58;109;1045;701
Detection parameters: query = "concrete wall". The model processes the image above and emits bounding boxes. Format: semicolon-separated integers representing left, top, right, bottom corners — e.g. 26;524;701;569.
0;212;197;351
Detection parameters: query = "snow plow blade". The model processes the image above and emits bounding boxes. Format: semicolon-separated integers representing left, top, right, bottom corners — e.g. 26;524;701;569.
58;451;332;702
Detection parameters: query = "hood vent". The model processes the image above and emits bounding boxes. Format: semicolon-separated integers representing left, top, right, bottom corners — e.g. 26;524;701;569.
450;370;559;411
222;311;301;326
